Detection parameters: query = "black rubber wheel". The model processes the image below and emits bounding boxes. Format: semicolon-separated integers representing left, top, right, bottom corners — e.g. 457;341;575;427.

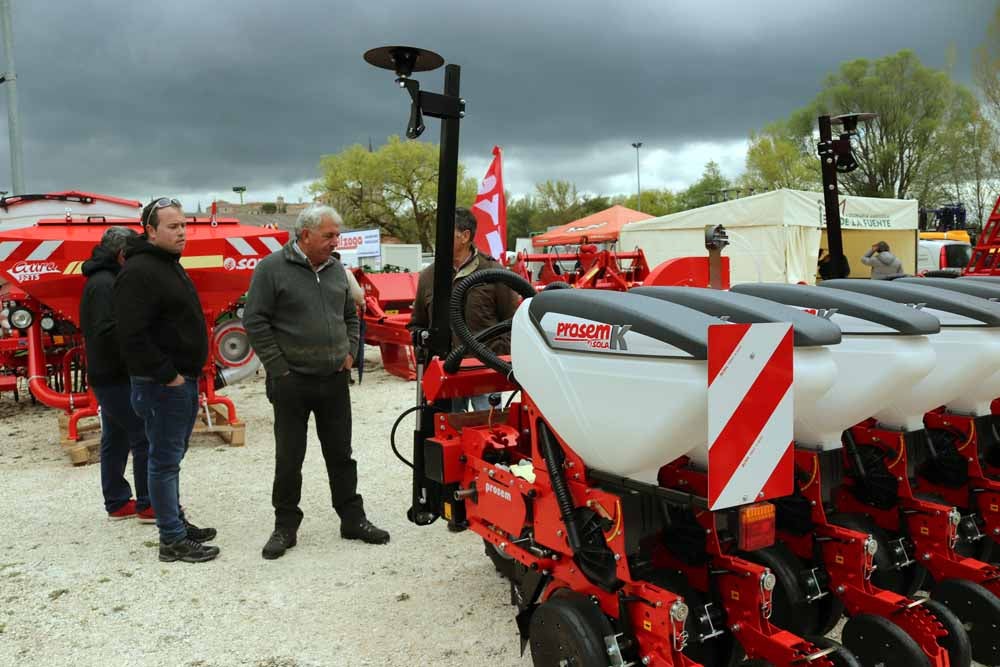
738;662;774;667
806;636;862;667
931;578;1000;666
483;538;514;580
841;613;930;667
743;543;821;636
923;597;972;667
529;590;613;667
828;512;926;596
813;590;847;637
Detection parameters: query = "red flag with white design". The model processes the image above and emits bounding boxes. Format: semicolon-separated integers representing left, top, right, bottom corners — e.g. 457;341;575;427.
471;146;506;260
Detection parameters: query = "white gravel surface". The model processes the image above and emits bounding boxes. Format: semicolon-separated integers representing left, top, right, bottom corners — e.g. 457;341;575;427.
0;347;531;667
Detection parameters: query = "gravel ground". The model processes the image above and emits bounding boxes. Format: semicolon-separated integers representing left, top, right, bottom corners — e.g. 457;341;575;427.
0;347;530;667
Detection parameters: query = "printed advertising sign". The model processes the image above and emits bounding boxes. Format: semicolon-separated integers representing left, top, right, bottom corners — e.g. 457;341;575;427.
337;229;381;268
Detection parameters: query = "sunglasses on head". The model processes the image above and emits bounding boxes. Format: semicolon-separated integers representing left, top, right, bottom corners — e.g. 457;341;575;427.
144;197;182;225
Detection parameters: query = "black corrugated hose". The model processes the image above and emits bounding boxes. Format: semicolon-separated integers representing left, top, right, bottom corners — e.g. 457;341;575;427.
448;269;536;380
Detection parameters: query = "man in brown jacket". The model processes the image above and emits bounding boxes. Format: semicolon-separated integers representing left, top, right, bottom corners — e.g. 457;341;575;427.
409;208;519;410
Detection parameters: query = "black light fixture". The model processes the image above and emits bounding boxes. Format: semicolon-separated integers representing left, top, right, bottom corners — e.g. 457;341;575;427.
817;112;877;280
232;185;247;205
365;45;466;527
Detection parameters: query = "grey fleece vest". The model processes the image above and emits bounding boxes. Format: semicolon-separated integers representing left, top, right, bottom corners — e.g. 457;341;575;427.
243;241;360;377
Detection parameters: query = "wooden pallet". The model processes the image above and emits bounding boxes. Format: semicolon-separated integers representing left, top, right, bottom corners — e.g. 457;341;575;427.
57;403;246;466
58;413;102;466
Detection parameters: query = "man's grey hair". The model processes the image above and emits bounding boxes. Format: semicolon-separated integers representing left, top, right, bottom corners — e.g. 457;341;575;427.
294;205;343;239
100;226;137;255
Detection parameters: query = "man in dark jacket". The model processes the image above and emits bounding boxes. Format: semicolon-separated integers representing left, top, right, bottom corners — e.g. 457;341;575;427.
409;207;520;411
80;226;153;522
113;197;218;563
244;205;389;560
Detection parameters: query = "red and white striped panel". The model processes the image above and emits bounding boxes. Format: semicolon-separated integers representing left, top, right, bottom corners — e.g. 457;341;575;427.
0;240;64;262
225;235;284;256
707;322;794;511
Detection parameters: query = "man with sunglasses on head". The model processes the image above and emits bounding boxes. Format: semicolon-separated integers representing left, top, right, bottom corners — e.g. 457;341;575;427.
113;198;219;563
244;205;389;561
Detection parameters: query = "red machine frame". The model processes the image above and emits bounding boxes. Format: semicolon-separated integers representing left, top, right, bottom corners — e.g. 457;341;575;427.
0;214;288;448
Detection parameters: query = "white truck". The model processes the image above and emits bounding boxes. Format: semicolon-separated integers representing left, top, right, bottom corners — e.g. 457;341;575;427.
917;238;972;274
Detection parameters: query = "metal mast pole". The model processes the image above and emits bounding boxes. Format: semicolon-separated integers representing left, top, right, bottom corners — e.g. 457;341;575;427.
0;0;24;194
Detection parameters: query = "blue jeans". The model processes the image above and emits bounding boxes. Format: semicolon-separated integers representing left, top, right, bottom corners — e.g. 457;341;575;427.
130;377;199;543
93;383;150;513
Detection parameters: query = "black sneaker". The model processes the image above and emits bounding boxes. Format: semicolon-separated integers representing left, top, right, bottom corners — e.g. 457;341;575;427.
340;518;390;545
159;537;220;563
262;529;297;560
184;518;217;543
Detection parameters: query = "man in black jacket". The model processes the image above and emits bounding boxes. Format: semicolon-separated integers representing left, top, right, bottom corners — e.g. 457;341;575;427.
244;205;389;560
80;226;153;522
113;198;218;563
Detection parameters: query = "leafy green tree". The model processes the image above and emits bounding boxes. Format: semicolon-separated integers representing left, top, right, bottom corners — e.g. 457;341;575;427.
784;50;979;200
741;122;820;192
311;136;477;249
506;193;539;248
613;189;680;217
677;161;731;210
972;6;1000;227
975;6;1000;124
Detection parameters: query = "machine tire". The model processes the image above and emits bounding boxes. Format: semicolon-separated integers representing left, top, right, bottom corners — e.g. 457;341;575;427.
742;543;820;636
805;636;861;667
841;613;930;667
528;590;613;667
922;598;972;667
931;578;1000;666
827;512;925;596
813;591;847;637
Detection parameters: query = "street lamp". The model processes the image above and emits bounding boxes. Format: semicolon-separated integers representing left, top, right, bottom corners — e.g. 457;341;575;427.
817;112;877;279
1;0;25;195
364;44;464;527
631;142;642;212
232;186;246;205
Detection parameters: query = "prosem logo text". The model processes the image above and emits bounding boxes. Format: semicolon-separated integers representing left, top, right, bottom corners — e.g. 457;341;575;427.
9;261;60;282
554;321;631;350
484;482;512;502
223;257;260;271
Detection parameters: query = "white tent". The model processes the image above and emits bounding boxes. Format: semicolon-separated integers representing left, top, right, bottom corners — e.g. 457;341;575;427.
619;189;918;284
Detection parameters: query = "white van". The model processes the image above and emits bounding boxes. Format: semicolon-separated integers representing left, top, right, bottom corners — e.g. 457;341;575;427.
917;239;972;274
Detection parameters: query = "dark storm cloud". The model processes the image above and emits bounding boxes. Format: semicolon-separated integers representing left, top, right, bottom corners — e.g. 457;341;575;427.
0;0;994;197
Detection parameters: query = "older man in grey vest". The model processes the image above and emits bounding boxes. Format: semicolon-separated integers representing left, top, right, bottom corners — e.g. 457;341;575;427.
244;205;389;560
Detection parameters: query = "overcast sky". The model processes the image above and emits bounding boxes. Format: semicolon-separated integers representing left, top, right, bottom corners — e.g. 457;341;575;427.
0;0;995;209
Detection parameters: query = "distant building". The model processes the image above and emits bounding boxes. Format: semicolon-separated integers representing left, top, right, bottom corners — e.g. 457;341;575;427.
214;196;312;217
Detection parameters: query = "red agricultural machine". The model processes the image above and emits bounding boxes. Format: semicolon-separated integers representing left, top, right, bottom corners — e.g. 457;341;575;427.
0;192;146;399
358;247;731;381
0;197;287;461
362;47;1000;666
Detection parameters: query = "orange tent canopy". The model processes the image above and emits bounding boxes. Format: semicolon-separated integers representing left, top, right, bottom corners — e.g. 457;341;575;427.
531;205;653;247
